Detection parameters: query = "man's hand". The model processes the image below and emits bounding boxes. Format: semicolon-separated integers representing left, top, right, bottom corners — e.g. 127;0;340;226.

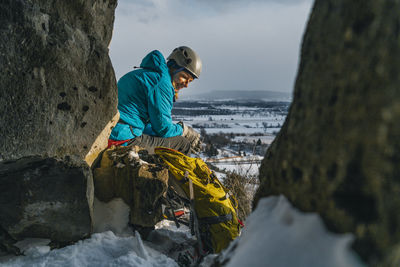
179;122;202;154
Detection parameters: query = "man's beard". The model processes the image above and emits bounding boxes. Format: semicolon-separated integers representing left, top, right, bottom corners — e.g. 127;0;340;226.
173;82;185;90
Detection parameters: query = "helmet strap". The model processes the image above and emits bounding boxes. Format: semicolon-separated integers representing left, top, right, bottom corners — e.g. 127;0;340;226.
172;67;185;77
167;59;195;79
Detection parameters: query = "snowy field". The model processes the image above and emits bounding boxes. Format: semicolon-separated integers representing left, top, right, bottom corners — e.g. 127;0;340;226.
174;113;285;135
172;100;288;136
0;196;365;267
232;134;276;145
205;155;263;177
173;100;289;177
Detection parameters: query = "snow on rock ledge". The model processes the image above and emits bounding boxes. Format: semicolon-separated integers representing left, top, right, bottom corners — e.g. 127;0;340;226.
1;231;178;267
217;196;365;267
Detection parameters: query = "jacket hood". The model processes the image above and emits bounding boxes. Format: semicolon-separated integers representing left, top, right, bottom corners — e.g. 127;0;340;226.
140;50;169;74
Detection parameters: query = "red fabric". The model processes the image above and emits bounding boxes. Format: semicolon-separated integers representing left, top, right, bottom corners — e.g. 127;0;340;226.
174;210;185;217
107;139;130;148
238;219;245;227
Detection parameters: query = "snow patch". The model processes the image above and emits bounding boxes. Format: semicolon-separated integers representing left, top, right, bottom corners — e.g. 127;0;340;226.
14;238;51;257
132;231;148;260
218;195;365;267
1;231;178;267
1;196;367;267
92;197;132;236
212;171;227;182
128;150;148;165
115;162;126;168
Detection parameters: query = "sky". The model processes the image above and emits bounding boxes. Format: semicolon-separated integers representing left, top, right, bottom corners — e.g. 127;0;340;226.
109;0;314;97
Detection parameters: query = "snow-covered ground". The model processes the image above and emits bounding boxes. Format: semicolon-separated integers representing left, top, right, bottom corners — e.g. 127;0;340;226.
1;231;179;267
212;196;365;267
232;134;276;145
0;198;183;267
177;113;285;135
172;101;288;136
173;100;287;178
0;196;365;267
208;155;262;177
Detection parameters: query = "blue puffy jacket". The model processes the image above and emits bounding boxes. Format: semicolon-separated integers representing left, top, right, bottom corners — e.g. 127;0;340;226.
110;50;183;141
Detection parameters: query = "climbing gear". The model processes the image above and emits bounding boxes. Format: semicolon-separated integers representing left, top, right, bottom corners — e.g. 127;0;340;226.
162;187;191;228
155;147;241;254
167;46;202;79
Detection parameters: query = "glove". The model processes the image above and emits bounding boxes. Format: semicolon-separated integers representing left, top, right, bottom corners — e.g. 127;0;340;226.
179;122;202;153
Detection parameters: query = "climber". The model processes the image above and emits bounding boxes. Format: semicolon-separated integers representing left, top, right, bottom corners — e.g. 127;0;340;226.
108;46;203;154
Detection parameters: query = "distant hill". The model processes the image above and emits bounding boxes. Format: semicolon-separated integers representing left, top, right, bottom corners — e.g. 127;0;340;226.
180;90;292;101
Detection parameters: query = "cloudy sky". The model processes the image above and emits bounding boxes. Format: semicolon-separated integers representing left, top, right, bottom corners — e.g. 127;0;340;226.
109;0;314;97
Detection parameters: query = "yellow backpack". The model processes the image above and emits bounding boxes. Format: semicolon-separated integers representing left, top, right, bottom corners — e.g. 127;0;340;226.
154;147;241;253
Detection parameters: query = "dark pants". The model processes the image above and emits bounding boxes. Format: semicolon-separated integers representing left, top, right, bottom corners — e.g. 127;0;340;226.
128;134;191;155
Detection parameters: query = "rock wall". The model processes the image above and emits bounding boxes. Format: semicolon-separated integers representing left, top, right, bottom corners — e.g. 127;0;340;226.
255;0;400;265
0;0;118;161
0;0;118;250
0;157;94;242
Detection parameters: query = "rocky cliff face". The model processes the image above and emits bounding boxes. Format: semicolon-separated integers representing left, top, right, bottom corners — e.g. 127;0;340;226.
255;0;400;265
0;0;118;250
0;157;94;242
0;0;118;161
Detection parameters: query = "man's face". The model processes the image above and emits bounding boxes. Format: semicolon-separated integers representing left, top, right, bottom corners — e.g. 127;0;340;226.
172;71;194;93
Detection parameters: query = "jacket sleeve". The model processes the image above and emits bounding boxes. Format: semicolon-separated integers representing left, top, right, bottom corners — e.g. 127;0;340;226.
147;79;183;138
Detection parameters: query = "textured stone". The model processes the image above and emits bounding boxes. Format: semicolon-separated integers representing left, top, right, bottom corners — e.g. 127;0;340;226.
255;0;400;265
0;0;118;252
0;157;93;242
0;0;118;161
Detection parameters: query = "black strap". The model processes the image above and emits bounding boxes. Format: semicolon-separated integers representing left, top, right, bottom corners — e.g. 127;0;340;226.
198;213;233;225
118;119;136;138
